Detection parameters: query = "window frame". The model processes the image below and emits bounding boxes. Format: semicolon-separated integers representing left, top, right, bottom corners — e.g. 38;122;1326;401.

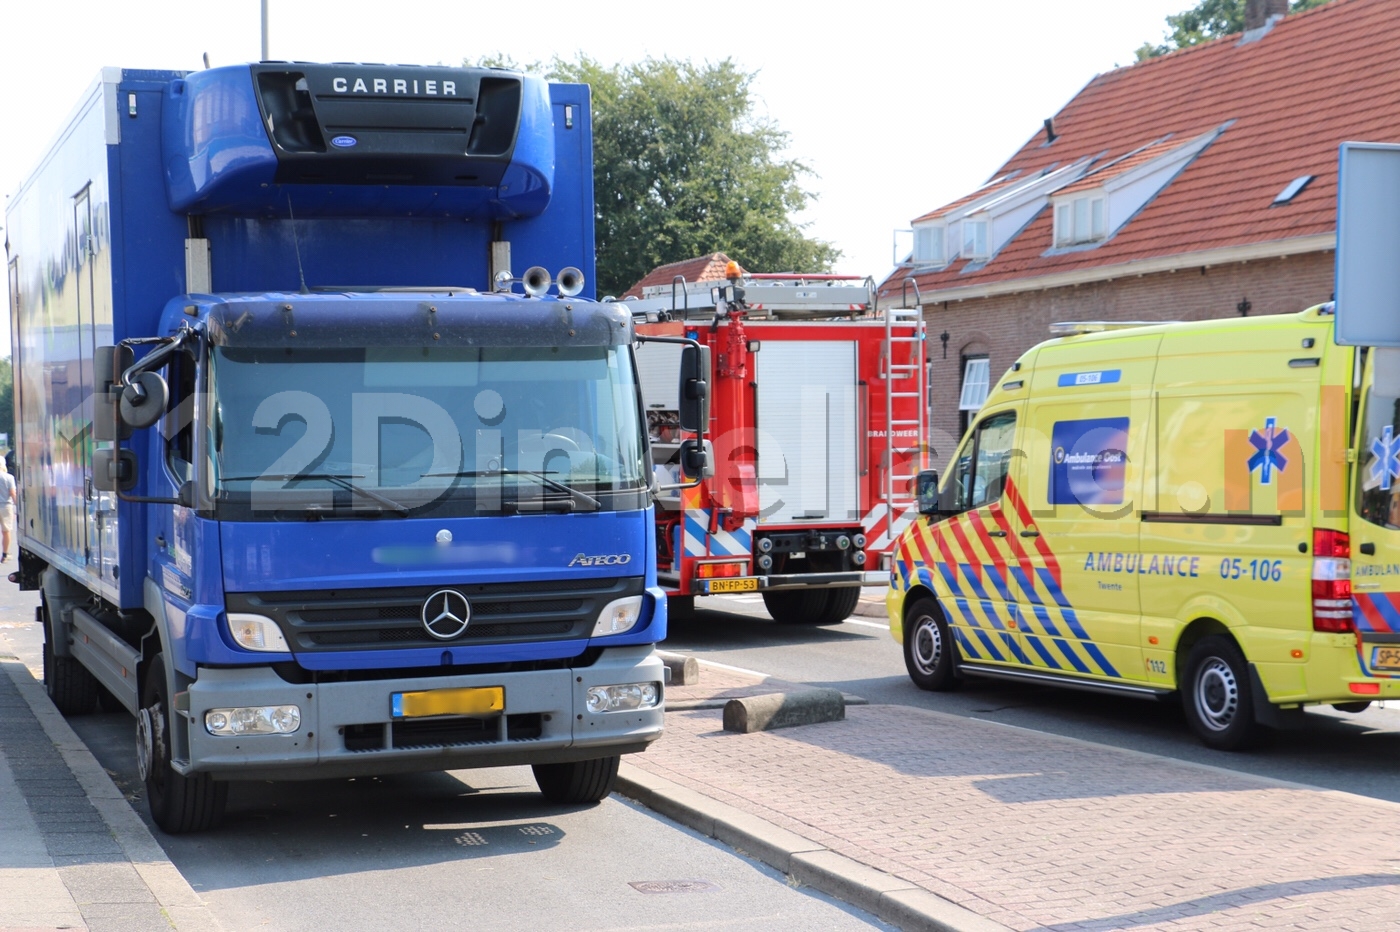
1053;193;1108;246
962;216;990;260
943;408;1018;515
913;224;946;265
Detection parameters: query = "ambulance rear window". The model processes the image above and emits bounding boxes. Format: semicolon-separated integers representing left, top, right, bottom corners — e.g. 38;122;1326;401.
1357;348;1400;529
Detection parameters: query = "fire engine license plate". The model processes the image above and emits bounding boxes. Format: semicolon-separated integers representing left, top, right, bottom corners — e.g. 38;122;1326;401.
707;578;758;593
392;686;504;718
1372;646;1400;672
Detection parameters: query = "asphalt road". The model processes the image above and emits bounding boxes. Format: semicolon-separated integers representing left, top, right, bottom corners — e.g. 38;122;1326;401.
668;592;1400;804
0;585;889;932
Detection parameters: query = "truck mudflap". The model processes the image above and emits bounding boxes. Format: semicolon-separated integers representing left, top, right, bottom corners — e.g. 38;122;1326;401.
180;646;664;781
1249;663;1306;730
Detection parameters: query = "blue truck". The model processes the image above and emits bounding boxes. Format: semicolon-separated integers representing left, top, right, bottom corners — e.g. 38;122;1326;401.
4;62;705;832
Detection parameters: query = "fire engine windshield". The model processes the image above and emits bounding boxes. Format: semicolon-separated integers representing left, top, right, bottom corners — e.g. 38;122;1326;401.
202;344;648;519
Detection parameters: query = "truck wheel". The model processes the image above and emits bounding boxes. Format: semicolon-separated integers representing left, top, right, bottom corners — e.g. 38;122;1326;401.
811;587;861;625
41;596;99;716
667;595;695;621
138;654;227;833
1182;636;1260;751
532;756;620;804
903;596;957;691
762;589;830;624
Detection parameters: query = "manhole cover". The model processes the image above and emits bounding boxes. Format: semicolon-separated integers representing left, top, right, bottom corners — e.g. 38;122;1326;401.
629;880;721;894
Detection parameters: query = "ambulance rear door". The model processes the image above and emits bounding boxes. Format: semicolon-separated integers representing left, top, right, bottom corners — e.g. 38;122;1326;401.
1349;347;1400;679
1019;333;1160;685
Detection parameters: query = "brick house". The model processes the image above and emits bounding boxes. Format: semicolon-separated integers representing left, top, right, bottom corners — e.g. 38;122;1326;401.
882;0;1394;458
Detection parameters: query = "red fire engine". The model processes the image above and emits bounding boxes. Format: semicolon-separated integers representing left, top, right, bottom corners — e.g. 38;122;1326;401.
630;265;926;624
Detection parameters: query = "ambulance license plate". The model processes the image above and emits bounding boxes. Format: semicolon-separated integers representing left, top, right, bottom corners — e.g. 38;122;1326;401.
391;686;504;719
708;578;758;593
1372;647;1400;672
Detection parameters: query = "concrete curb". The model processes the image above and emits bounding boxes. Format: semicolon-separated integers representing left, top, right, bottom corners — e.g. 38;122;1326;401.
616;763;1012;932
1;656;222;932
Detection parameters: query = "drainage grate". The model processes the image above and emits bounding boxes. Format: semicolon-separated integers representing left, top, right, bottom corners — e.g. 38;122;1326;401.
628;880;722;894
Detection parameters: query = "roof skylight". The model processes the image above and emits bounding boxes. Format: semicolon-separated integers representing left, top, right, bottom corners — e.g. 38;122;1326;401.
1273;175;1314;205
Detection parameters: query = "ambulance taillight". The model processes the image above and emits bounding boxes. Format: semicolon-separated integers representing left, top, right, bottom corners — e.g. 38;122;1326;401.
1311;528;1354;633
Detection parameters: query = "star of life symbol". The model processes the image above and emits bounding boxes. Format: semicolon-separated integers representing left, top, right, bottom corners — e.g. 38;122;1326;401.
1247;417;1290;485
1371;425;1400;492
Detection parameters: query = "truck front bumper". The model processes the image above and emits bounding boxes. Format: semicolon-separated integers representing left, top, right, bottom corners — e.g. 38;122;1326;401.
179;645;664;780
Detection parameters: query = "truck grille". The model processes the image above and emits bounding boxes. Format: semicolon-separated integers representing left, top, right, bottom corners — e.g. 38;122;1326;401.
226;577;641;653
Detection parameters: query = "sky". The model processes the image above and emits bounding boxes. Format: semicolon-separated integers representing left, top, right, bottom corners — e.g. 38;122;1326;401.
0;0;1191;342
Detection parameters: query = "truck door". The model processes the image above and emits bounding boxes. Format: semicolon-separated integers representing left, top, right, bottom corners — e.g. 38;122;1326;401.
1349;347;1400;677
73;187;103;579
756;341;858;523
934;404;1028;667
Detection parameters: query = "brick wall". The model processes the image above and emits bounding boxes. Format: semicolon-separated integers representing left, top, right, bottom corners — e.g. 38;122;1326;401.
920;250;1335;466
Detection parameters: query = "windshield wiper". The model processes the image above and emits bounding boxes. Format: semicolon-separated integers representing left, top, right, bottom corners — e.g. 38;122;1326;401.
218;473;410;515
423;469;601;511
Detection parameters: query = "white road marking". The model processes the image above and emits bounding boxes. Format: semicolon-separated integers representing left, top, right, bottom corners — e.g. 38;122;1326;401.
693;658;775;679
842;618;889;631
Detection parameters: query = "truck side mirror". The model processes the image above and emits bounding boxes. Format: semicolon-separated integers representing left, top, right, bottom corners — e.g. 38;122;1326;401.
119;371;169;430
678;439;713;481
93;345;134;441
916;469;941;517
92;448;138;492
677;344;710;433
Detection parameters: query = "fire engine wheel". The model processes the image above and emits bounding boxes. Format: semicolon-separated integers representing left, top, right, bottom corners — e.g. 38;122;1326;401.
1182;636;1261;751
812;587;862;625
762;589;836;625
533;755;620;804
138;654;227;834
903;596;957;691
41;595;99;716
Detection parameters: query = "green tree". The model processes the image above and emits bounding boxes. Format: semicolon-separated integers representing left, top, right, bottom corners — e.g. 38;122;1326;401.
473;55;838;297
1136;0;1334;61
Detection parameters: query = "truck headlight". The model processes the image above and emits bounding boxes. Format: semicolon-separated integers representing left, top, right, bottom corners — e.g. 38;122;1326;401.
205;705;301;736
585;682;660;713
592;596;643;636
227;613;290;652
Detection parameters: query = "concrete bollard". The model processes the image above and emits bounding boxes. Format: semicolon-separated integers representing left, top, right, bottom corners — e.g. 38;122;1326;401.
722;688;845;734
656;651;700;687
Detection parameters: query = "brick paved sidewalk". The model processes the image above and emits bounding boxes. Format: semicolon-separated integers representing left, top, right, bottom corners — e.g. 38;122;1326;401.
637;663;1400;931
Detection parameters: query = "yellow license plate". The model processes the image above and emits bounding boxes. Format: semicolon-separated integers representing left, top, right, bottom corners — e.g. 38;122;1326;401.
1372;646;1400;671
707;577;759;593
392;686;504;718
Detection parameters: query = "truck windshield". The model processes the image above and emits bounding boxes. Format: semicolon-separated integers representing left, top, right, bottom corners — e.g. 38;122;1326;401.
203;344;647;519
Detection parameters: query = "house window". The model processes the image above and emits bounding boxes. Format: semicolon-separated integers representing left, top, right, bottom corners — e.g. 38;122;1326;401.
959;356;990;410
962;218;989;260
1054;194;1107;246
913;225;945;265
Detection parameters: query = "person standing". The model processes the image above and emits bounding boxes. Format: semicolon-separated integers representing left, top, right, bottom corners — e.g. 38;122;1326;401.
0;458;16;562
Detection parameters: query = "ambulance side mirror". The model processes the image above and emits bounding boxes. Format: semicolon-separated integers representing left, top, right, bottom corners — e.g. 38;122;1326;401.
678;344;710;433
916;469;941;517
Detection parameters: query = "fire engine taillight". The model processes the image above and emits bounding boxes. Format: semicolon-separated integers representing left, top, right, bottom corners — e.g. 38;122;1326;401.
1311;528;1353;633
697;561;746;579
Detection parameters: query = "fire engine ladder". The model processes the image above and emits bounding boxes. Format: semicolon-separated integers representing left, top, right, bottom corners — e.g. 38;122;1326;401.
880;279;926;540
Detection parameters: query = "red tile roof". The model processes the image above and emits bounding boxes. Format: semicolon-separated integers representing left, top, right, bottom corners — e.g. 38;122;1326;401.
1055;137;1184;195
882;0;1385;300
622;253;739;299
914;173;1025;222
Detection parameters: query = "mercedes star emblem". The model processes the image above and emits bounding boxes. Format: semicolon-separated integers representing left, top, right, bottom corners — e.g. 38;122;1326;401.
421;588;471;640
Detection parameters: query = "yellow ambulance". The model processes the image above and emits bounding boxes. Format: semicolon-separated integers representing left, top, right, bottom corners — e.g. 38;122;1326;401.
889;304;1400;749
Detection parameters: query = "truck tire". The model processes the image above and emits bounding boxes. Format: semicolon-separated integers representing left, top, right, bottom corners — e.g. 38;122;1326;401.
41;597;99;716
138;654;227;833
532;755;620;804
762;589;829;624
811;587;862;625
666;595;695;621
1181;635;1261;751
903;596;957;691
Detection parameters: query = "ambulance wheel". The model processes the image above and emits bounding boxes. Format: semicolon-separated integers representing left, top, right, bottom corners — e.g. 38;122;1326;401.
1182;636;1260;751
812;587;862;625
904;596;957;691
762;589;833;625
533;755;620;804
138;654;227;833
41;596;99;716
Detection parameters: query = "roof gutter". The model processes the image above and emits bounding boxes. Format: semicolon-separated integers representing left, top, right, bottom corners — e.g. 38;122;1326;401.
890;233;1335;307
